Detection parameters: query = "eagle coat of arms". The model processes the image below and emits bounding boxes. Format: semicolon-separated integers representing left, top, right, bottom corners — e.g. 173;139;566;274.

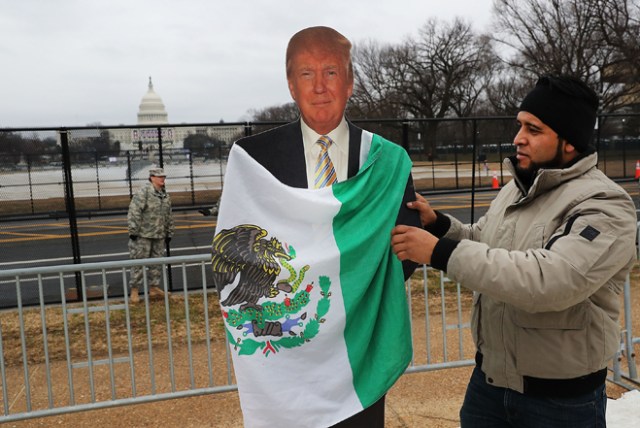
211;224;331;356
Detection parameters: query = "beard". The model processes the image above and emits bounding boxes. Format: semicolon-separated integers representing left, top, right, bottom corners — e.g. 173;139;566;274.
515;138;565;176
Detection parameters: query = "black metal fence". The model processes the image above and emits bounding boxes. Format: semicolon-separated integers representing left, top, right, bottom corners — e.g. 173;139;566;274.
2;115;640;220
0;124;241;220
1;115;639;307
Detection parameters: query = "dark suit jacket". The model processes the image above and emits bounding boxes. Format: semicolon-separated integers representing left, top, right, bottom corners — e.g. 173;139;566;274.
235;119;420;279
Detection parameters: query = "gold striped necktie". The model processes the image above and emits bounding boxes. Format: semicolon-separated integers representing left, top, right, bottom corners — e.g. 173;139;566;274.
314;135;338;188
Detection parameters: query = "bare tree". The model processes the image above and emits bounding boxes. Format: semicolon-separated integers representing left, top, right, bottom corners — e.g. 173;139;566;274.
248;103;299;122
484;70;531;115
352;18;499;156
448;34;501;118
349;41;407;118
405;18;494;119
353;19;497;118
593;0;640;111
493;0;604;74
492;0;639;112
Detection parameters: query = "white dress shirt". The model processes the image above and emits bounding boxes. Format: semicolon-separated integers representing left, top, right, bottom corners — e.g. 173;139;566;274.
301;117;350;188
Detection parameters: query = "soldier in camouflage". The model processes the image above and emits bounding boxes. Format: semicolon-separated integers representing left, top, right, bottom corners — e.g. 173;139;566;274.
127;167;175;303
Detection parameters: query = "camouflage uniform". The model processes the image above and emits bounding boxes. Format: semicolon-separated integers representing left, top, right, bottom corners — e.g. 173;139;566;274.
127;182;174;291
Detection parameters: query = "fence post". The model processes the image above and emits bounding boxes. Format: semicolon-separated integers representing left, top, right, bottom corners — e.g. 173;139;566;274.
59;129;83;298
218;143;224;190
26;155;35;214
623;277;638;380
188;151;195;205
156;126;173;290
453;142;459;190
157;127;164;168
126;151;133;198
470;119;478;224
94;151;102;210
402;122;410;152
498;139;504;180
622;137;627;178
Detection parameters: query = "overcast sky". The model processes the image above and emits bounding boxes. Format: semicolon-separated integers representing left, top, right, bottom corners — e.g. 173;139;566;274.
0;0;495;128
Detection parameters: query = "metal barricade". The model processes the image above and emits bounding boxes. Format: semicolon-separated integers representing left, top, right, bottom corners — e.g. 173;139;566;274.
0;256;637;422
0;255;235;422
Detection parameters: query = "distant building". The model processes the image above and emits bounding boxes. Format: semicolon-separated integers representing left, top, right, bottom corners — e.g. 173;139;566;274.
110;77;177;151
137;76;169;125
112;77;242;153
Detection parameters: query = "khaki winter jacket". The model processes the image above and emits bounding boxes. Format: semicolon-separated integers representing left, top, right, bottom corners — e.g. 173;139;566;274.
442;153;637;393
127;183;174;239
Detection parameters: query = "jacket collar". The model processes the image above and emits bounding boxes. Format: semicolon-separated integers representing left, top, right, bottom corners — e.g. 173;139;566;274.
505;152;598;198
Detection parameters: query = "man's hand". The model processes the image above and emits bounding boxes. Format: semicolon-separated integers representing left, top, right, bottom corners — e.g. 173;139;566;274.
391;225;438;265
407;192;437;227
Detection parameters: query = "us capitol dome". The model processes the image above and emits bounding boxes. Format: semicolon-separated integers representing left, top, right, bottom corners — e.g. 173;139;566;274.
137;77;169;124
111;76;180;151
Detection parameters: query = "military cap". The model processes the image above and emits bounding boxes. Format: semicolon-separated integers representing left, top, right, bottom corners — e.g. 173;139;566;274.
149;167;166;177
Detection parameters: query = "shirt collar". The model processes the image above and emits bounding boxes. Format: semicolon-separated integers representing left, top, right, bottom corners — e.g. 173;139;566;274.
301;117;349;155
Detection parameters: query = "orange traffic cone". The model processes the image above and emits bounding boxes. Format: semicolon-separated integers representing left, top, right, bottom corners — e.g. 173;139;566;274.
635;160;640;179
491;171;500;189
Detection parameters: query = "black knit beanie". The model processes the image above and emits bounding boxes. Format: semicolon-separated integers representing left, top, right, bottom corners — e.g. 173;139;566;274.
519;75;599;152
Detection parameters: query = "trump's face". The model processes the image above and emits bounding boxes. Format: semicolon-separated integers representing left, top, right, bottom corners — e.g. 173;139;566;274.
287;47;353;135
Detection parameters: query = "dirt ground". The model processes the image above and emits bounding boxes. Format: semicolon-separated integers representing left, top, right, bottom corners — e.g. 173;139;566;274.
4;365;632;428
4;270;639;428
3;365;472;428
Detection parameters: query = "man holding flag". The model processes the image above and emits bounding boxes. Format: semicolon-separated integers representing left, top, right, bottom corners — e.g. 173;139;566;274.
211;26;420;427
391;75;637;427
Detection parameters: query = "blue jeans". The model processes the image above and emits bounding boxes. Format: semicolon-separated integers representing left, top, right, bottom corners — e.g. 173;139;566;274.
460;366;607;428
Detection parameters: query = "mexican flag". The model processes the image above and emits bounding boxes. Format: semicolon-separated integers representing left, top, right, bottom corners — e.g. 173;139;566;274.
211;131;413;427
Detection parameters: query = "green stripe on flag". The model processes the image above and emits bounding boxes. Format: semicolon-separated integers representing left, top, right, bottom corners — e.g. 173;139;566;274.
332;134;413;407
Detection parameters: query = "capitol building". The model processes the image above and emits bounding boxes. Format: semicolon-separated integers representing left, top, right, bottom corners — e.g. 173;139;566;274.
136;77;169;125
110;77;241;152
